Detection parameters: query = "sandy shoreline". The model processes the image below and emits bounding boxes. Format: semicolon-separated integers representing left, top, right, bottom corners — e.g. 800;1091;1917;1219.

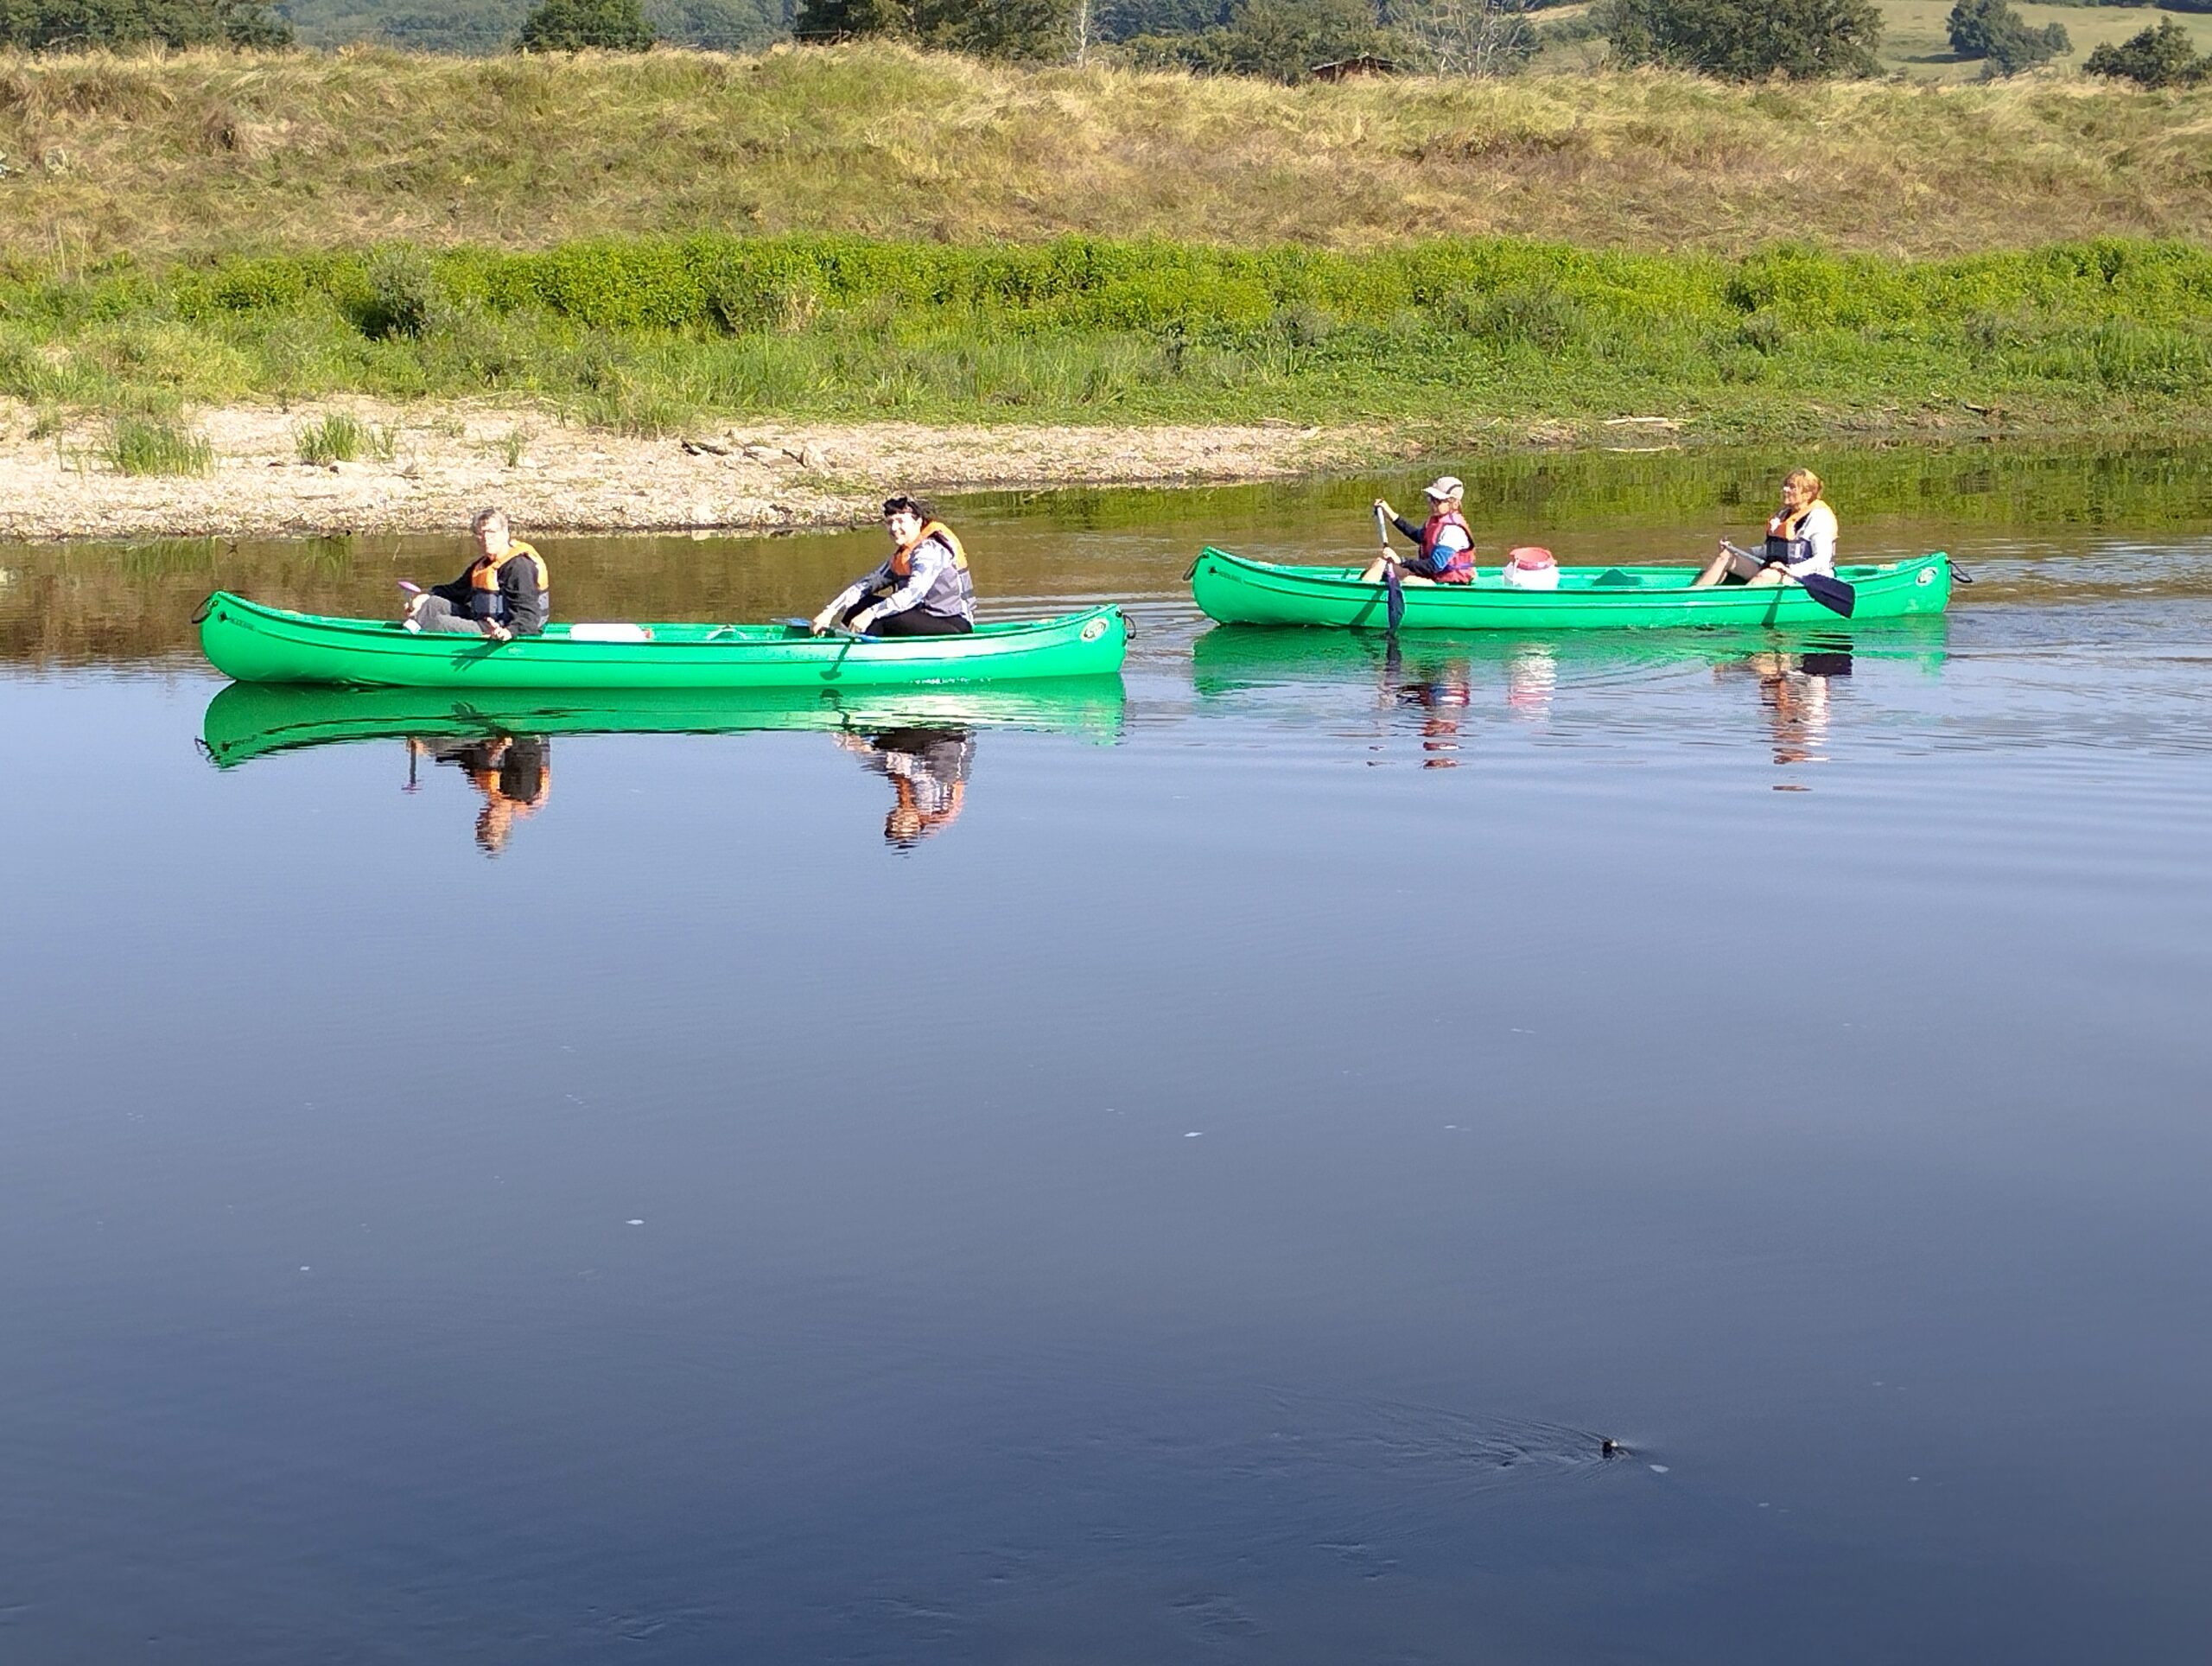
0;402;1372;543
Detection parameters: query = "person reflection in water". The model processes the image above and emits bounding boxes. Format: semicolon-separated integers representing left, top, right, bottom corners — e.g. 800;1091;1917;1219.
1719;647;1851;771
836;727;974;846
1382;645;1473;768
406;734;552;855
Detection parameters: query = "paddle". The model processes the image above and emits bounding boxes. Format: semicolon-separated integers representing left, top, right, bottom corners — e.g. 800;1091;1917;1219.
1723;541;1855;619
1376;504;1405;633
784;617;878;642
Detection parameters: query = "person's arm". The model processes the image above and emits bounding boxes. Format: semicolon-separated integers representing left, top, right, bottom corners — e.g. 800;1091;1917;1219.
851;542;944;629
1372;499;1421;548
813;560;892;632
1802;505;1838;573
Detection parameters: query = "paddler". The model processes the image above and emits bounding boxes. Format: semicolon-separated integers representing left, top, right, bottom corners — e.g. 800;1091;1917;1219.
810;497;976;638
401;509;550;639
1361;475;1478;587
1690;467;1838;589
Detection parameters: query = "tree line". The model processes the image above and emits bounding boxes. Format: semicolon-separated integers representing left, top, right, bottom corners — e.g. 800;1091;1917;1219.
3;0;2209;87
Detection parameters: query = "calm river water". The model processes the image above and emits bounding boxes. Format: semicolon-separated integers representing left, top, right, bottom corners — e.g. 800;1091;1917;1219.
3;446;2209;1663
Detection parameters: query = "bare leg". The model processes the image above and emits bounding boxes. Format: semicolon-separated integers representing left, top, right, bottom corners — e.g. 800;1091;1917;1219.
1745;566;1785;588
1688;546;1734;588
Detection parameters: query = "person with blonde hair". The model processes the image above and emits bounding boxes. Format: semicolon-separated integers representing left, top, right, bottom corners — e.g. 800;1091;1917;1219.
1690;467;1838;589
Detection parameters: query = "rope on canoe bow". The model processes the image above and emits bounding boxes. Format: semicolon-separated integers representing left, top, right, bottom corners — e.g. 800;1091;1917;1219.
1947;559;1975;585
189;593;219;626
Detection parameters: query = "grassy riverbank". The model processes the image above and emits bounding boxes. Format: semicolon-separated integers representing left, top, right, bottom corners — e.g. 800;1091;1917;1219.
5;46;2212;259
8;233;2212;445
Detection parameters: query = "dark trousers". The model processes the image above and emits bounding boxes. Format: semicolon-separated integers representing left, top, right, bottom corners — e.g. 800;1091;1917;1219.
842;602;973;638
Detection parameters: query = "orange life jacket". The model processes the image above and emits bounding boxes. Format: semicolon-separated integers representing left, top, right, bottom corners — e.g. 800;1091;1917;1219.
469;537;549;598
890;520;969;579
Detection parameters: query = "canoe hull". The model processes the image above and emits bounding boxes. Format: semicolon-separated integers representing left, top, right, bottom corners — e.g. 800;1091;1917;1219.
1191;548;1953;630
199;594;1128;688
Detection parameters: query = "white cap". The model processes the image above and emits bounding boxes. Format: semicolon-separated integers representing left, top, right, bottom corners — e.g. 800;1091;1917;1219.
1423;475;1464;500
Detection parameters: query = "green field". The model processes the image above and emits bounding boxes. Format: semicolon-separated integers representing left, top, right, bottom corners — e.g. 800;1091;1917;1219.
1877;0;2212;78
7;231;2212;444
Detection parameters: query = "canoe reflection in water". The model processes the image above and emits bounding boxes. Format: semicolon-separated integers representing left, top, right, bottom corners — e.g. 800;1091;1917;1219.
405;734;553;856
835;728;975;846
1716;644;1853;772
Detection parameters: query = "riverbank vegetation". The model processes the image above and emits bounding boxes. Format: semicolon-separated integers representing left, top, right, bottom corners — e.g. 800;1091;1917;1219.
6;47;2212;259
7;232;2212;442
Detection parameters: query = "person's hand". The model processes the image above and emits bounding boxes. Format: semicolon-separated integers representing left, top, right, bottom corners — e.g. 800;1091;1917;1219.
485;622;512;642
1374;498;1392;517
848;610;876;635
809;609;836;636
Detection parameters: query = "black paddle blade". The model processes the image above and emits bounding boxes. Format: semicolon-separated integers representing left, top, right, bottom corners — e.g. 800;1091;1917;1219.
1801;572;1856;618
1384;564;1405;633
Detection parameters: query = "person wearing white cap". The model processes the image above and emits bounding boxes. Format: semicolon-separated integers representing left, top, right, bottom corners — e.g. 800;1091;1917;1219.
1363;476;1477;587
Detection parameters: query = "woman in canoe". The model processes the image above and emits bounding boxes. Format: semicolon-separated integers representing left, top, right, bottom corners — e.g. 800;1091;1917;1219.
810;497;976;638
1689;467;1838;589
402;510;550;639
1361;476;1477;587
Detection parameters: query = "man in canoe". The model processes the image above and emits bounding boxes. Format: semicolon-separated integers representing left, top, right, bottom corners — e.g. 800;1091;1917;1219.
1689;467;1838;589
810;497;976;638
401;509;550;639
1361;476;1477;587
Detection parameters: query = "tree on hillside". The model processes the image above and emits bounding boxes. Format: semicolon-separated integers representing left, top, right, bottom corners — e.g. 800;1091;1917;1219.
793;0;909;36
1599;0;1882;79
645;0;788;48
1396;0;1539;77
0;0;292;48
1128;0;1395;79
2082;16;2209;86
517;0;656;48
1945;0;2066;74
795;0;1073;56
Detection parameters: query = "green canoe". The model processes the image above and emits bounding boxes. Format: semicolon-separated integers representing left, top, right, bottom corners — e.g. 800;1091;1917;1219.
200;678;1126;767
198;591;1128;688
1190;547;1953;630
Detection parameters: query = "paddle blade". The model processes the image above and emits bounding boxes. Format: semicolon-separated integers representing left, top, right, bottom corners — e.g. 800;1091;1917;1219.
1384;564;1405;633
1801;572;1856;618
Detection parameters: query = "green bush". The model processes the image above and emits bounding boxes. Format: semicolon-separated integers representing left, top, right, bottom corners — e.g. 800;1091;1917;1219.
1599;0;1884;79
516;0;656;48
2082;16;2209;84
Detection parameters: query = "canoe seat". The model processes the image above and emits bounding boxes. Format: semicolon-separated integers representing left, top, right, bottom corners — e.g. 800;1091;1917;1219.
1590;568;1642;587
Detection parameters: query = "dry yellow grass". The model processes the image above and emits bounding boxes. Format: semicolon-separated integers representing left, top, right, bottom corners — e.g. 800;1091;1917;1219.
3;42;2212;263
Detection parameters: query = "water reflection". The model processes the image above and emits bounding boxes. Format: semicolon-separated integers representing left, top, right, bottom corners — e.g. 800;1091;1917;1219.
836;728;975;846
200;681;1122;853
1713;643;1853;775
406;734;553;856
1192;623;1941;773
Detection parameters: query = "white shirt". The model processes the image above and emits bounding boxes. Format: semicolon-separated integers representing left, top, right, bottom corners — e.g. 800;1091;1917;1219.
1773;501;1838;577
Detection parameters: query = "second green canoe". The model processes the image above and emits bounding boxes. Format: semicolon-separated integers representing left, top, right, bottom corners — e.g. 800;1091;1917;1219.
1191;547;1953;630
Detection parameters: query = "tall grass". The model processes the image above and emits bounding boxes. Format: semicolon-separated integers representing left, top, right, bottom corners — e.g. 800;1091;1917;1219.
3;46;2212;261
7;232;2212;441
105;415;213;476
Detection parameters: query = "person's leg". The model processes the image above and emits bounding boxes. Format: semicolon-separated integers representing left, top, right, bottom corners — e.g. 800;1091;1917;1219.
1358;557;1389;583
408;594;484;633
866;608;973;638
1690;545;1764;590
1745;566;1785;588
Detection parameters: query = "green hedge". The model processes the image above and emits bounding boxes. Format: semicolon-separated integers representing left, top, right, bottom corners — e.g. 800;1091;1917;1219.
10;232;2209;345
